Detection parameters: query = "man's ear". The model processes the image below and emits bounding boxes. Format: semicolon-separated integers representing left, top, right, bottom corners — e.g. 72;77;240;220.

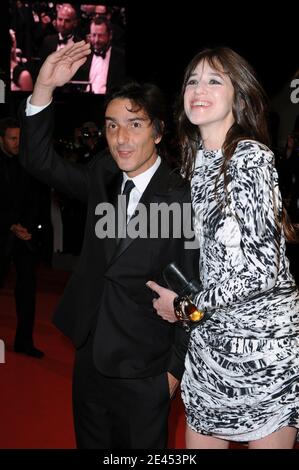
153;121;164;144
154;134;162;145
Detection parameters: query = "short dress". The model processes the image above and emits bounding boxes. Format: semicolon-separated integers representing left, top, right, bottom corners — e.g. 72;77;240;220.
181;140;299;441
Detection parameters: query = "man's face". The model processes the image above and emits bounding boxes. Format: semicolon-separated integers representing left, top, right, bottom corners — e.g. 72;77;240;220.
90;23;111;52
56;6;77;37
105;98;161;178
0;127;20;156
81;126;99;149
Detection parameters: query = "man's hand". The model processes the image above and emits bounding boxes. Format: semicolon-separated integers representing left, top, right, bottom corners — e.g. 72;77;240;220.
146;280;177;323
167;372;179;399
31;41;91;106
10;223;32;241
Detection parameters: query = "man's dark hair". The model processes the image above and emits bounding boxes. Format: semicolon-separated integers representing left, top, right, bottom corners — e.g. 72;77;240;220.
0;117;19;137
91;16;112;35
104;81;167;139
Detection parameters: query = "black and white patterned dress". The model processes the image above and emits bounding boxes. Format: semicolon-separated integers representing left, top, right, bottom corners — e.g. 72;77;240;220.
181;140;299;441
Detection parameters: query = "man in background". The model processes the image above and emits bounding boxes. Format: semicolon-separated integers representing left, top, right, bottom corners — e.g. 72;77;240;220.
79;16;125;94
39;3;81;61
0;118;43;358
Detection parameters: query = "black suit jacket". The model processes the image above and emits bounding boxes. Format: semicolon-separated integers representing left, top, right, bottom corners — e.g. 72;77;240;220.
19;103;199;379
39;33;83;63
0;149;40;255
77;47;126;92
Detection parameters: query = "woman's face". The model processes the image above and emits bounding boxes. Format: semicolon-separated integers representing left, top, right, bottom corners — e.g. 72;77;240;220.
184;60;235;137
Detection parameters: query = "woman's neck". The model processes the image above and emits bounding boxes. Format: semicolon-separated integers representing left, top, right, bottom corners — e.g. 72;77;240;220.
201;135;223;151
200;118;234;151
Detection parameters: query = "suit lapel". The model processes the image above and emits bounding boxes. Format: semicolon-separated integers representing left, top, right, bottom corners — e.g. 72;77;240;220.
101;169;122;264
107;160;173;266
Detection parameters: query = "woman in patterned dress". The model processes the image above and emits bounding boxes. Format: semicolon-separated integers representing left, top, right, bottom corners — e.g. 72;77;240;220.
147;47;299;448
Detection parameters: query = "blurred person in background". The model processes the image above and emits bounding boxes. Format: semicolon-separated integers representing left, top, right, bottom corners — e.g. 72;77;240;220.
78;16;125;94
0;117;44;358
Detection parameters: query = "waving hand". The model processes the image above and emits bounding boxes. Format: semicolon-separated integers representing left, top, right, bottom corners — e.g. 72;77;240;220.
31;41;91;106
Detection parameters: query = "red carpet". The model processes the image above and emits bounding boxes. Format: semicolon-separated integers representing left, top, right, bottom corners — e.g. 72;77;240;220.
0;265;75;448
0;264;297;450
0;264;187;449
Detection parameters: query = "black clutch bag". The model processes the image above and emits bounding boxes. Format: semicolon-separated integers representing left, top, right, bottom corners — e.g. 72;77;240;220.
162;262;201;298
162;262;209;325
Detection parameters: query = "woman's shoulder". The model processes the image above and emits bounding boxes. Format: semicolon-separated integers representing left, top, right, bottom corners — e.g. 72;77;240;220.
231;139;274;169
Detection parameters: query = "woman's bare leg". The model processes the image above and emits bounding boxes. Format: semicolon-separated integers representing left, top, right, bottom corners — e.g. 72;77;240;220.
249;426;297;449
186;425;230;449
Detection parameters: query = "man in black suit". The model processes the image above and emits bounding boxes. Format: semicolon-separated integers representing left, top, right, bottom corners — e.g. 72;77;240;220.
39;3;81;62
0;118;44;358
19;42;198;448
78;16;125;94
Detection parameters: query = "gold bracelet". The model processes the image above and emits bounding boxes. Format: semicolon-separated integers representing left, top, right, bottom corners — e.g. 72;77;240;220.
173;296;205;323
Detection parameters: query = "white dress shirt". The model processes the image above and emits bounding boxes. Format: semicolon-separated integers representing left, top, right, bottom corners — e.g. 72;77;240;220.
26;96;51;116
121;157;161;220
89;47;111;94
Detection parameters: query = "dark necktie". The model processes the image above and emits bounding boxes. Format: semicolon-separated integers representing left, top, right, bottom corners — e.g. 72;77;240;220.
115;179;135;245
58;35;72;45
122;179;135;220
94;49;107;59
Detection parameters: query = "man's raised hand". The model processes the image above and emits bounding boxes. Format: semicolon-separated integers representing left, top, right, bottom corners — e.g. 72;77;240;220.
31;41;91;106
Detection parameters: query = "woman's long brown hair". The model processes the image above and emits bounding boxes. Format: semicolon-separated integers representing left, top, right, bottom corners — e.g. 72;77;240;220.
176;46;298;242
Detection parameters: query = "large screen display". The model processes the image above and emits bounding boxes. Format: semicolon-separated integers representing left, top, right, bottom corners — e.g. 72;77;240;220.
9;1;126;94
